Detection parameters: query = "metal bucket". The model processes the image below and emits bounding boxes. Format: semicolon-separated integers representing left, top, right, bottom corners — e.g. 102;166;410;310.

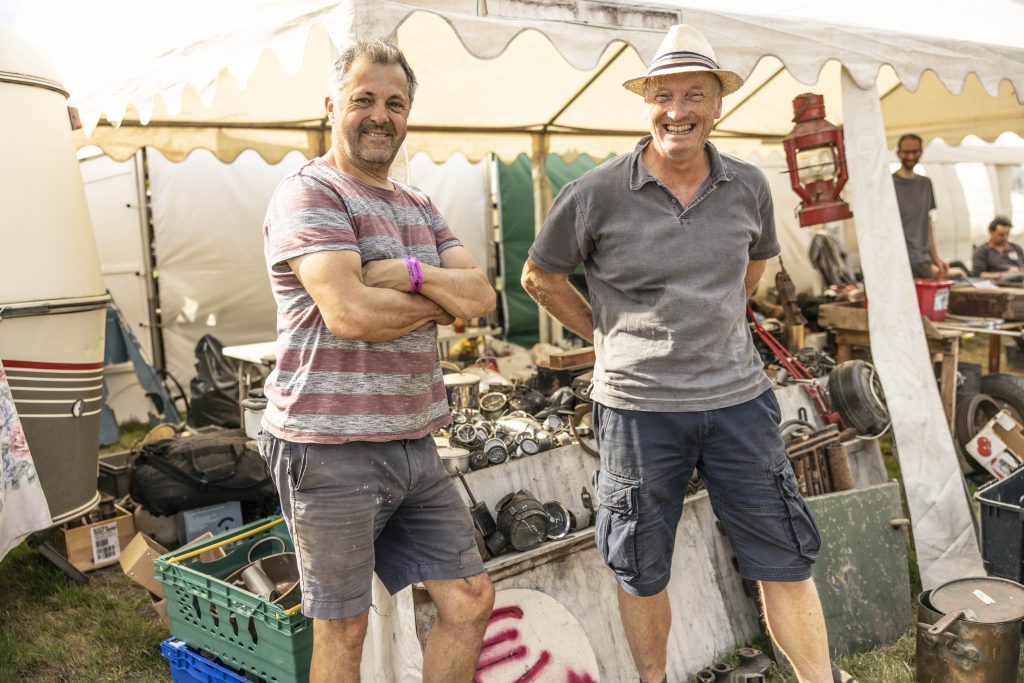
443;373;480;412
916;577;1024;683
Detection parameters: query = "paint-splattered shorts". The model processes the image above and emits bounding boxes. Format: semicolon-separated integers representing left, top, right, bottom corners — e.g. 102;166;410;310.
592;389;821;596
257;433;483;620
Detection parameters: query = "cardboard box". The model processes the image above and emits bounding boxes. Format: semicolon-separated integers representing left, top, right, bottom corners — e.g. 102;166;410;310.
120;530;226;598
53;504;135;572
119;532;169;597
966;410;1024;479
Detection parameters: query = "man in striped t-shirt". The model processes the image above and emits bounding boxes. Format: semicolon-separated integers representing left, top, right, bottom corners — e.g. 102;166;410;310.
260;39;495;683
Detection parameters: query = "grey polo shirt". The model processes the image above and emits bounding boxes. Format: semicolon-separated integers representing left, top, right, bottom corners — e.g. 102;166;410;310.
529;137;779;412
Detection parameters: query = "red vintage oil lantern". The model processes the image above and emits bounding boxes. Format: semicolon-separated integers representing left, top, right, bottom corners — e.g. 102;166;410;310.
782;93;853;227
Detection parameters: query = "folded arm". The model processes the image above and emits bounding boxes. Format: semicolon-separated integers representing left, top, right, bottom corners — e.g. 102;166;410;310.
361;246;496;320
289;249;452;342
521;257;594;343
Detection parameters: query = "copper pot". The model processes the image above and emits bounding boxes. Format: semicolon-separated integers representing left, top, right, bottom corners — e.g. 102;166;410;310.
916;577;1024;683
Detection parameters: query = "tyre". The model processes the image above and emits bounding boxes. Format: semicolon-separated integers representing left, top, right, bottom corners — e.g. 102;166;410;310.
828;360;890;436
953;393;1001;474
979;373;1024;425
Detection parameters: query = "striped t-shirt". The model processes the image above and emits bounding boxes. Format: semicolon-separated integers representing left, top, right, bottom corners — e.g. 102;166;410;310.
261;158;459;443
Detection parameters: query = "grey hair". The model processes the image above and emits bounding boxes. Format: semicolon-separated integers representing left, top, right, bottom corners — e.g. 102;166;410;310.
327;39;417;102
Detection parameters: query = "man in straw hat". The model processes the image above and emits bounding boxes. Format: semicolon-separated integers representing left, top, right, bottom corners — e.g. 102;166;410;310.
523;25;849;683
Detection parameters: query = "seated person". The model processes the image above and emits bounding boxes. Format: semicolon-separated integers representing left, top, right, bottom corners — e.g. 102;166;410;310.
973;216;1024;281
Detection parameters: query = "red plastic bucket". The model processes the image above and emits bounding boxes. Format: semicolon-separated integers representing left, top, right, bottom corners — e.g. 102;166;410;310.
914;278;954;322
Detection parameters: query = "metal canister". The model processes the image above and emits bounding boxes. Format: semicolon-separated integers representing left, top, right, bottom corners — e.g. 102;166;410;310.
916;577;1024;683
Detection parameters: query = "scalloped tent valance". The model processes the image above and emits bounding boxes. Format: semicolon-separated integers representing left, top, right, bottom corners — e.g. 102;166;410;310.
11;0;1024;163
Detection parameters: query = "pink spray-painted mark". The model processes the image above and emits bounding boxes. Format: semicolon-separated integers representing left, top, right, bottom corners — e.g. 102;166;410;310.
514;650;552;682
488;605;525;624
566;671;597;683
481;628;520;652
476;644;528;674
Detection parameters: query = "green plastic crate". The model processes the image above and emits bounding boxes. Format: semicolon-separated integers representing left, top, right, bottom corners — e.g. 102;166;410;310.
154;516;313;683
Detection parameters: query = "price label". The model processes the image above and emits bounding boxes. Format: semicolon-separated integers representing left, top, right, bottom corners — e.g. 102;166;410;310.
91;521;121;565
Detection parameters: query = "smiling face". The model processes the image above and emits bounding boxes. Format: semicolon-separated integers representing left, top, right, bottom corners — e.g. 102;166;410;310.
643;71;723;164
326;56;411;176
897;137;923;174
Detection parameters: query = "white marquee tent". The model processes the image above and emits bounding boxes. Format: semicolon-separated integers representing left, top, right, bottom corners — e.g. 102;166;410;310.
9;0;1024;165
8;0;1024;651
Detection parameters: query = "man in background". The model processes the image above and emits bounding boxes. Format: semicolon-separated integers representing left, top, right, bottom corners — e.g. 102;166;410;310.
892;133;948;278
973;216;1023;280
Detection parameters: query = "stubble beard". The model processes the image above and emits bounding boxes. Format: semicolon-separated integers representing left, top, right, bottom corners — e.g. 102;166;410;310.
343;123;404;174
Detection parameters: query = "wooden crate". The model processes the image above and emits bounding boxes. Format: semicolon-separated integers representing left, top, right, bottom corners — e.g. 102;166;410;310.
949;288;1024;321
53;504;135;572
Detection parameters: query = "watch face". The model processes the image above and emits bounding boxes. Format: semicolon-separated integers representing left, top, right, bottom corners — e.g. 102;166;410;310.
480;392;507;412
469;450;489;469
510;514;548;550
485;440;508;464
519;438;540;456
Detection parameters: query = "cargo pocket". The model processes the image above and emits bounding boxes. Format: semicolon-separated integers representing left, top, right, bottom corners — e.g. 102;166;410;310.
594;470;640;581
771;460;821;561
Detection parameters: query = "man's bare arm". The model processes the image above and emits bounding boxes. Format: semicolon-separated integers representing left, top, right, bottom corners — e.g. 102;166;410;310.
362;246;496;320
521;257;594;343
745;258;768;299
928;220;949;275
290;250;451;342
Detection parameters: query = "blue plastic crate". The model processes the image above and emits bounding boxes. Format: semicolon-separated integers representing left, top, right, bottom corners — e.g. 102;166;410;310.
161;638;251;683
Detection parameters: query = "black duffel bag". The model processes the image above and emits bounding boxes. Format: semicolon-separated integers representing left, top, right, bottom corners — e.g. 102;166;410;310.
129;429;277;516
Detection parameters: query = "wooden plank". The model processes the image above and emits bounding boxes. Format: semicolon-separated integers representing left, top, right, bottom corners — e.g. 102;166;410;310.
545;346;596;369
818;302;869;332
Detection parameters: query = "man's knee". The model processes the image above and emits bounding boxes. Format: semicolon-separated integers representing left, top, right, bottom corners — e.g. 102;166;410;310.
314;611;370;647
431;573;495;626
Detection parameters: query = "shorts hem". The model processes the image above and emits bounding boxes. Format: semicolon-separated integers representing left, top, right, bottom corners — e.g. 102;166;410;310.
738;563;814;582
378;558;486;595
302;595;372;621
613;573;671;597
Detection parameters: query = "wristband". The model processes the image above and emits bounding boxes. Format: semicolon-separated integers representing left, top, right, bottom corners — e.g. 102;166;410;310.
405;256;424;293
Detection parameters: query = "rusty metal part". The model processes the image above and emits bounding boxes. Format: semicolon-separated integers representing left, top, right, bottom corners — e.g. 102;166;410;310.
916;587;1022;682
784;425;858;496
826;443;854;491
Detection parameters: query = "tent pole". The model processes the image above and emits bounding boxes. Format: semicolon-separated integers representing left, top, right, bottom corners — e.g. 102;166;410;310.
839;67;982;588
531;131;561;344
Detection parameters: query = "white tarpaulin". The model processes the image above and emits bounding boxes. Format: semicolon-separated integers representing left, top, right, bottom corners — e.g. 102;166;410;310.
841;72;984;587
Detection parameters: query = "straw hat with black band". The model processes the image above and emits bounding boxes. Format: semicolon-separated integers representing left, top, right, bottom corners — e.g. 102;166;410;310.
623;24;744;97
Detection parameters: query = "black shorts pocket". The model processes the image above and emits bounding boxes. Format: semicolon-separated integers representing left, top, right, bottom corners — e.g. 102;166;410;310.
771;460;821;562
594;469;640;581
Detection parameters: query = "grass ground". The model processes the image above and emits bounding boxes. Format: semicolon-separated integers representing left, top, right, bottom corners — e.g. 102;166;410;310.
3;336;1024;681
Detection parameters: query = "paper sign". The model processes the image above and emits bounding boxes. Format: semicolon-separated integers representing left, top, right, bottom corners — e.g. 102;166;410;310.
91;521;122;565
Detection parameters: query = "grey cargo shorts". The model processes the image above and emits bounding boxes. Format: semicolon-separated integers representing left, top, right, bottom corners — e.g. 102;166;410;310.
258;433;484;620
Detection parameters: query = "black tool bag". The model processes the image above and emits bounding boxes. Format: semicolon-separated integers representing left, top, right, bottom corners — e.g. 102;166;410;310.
129;429;277;516
188;334;241;428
